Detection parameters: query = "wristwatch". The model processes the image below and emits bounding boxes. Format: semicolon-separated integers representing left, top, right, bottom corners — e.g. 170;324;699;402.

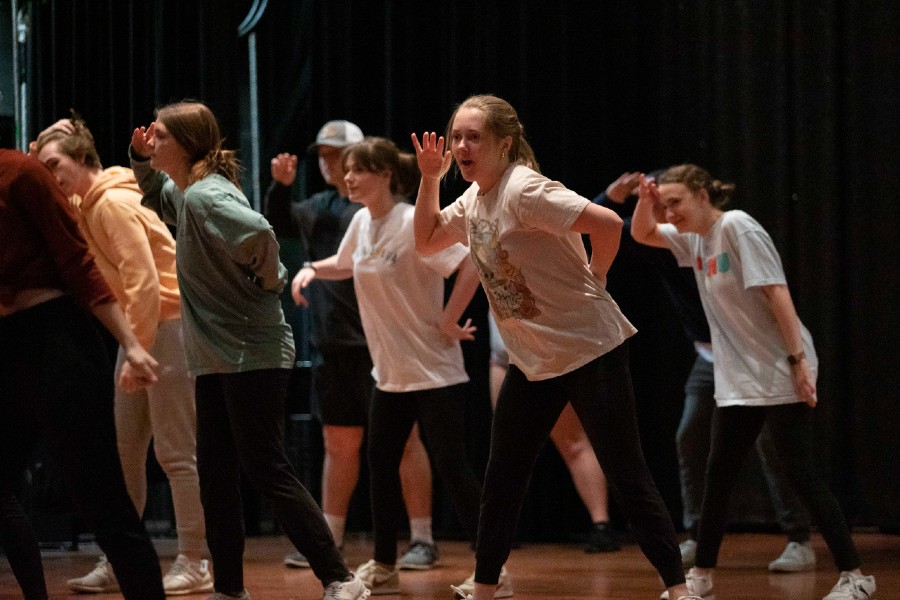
787;351;806;366
302;261;317;272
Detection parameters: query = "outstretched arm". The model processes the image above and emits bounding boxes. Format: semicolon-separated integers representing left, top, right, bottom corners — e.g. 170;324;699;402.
290;255;353;307
411;132;457;254
630;175;670;248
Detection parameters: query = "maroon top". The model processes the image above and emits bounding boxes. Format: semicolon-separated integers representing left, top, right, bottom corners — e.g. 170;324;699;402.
0;149;114;309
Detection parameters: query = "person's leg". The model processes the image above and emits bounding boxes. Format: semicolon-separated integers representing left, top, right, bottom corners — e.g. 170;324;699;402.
219;368;349;586
321;424;364;539
549;403;618;552
399;423;433;529
693;405;766;569
20;299;164;600
675;354;714;538
195;373;246;595
563;346;683;589
367;388;419;566
146;320;206;560
0;331;47;600
111;348;152;517
475;365;567;585
0;488;47;600
414;386;482;545
764;403;861;571
755;422;812;543
315;348;369;546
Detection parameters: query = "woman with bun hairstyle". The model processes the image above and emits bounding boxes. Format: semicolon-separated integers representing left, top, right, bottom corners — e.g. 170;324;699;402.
631;163;876;600
130;101;369;600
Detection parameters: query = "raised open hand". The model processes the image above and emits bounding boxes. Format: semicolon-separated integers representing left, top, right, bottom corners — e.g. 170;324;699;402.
131;122;156;158
411;131;452;179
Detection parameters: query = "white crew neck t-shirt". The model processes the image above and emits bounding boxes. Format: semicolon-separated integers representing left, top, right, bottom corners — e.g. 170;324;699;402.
336;200;470;392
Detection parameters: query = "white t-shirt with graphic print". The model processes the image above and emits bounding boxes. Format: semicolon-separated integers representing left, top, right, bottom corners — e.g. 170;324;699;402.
336;200;470;392
658;210;817;406
439;164;636;381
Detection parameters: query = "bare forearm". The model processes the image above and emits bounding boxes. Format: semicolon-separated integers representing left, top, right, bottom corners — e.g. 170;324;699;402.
762;284;804;355
442;258;481;326
413;176;447;253
309;255;353;281
91;301;144;352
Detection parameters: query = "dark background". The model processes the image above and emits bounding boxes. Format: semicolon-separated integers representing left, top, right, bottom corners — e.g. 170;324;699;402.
4;0;899;538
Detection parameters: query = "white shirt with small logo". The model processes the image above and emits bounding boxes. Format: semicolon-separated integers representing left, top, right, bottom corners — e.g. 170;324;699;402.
658;210;817;406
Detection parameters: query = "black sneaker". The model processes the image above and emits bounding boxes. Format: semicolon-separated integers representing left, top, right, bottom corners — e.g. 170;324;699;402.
585;522;620;553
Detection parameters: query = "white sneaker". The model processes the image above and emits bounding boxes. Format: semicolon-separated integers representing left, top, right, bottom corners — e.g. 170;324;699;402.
822;571;876;600
323;573;372;600
67;556;119;593
768;541;816;572
680;539;698;569
163;554;214;595
452;566;514;599
355;560;400;595
659;568;715;600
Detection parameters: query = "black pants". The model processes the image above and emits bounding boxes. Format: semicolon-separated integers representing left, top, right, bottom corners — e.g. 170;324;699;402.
195;369;348;594
368;384;482;565
695;403;860;571
0;297;164;600
0;488;47;600
475;344;685;589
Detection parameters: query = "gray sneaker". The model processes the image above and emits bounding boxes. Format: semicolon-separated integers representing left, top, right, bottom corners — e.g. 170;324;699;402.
284;551;311;568
768;541;816;572
397;540;438;570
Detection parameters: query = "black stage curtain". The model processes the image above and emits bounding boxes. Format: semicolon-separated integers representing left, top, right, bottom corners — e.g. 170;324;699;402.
21;0;900;529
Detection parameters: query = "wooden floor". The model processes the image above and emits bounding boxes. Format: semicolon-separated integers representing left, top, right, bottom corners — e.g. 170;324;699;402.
2;532;897;599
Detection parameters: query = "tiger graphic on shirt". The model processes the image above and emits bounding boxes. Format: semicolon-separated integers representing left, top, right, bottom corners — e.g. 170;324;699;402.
468;217;540;320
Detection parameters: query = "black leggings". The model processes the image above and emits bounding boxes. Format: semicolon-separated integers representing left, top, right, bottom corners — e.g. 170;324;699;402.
475;344;685;589
195;369;349;594
695;403;860;570
368;384;482;565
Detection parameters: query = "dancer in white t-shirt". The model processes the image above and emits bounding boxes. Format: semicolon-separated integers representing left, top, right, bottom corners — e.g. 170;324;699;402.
632;163;876;600
292;137;486;597
411;94;691;600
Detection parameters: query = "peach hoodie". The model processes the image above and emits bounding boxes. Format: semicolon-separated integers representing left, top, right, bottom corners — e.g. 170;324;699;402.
73;166;181;350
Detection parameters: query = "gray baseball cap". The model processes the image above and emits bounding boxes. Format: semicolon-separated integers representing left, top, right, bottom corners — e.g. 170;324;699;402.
307;120;364;152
